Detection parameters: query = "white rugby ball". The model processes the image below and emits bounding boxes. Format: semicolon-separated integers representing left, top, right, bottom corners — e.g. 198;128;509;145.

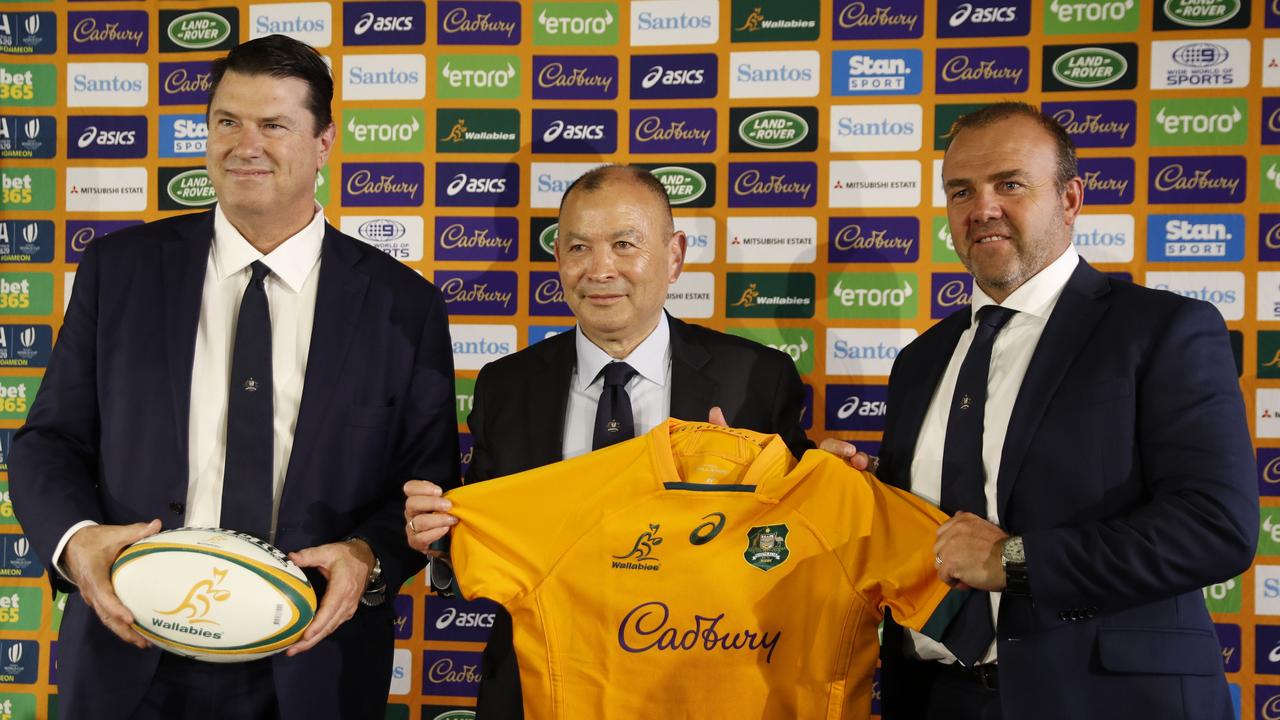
110;527;317;663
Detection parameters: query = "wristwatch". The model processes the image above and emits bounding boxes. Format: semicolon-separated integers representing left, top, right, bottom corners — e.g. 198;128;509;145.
346;537;387;607
1001;535;1031;596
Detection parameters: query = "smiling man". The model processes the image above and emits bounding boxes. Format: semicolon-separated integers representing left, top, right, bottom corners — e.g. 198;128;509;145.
872;102;1255;719
404;164;812;718
11;35;457;720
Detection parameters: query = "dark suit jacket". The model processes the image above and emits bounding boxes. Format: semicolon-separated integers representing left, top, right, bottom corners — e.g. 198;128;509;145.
465;314;813;718
10;210;459;720
877;259;1256;720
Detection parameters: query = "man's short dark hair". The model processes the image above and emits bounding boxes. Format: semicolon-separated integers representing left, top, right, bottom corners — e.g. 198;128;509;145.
558;165;673;227
208;34;333;135
944;102;1079;192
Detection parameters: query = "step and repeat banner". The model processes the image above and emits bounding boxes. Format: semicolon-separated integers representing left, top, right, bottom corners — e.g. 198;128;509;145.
1;0;1279;717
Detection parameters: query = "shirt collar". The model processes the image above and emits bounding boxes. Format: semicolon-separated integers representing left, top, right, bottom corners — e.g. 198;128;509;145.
574;313;671;391
212;203;326;293
970;244;1079;322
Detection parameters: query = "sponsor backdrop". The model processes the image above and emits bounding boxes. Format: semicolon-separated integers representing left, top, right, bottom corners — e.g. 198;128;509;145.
0;0;1278;717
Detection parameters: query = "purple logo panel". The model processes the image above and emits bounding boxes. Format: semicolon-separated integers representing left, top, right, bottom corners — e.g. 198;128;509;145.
1078;157;1134;205
534;55;618;100
1043;100;1136;148
931;272;972;318
833;0;924;39
434;162;519;207
629;54;717;100
828;216;919;262
629;108;716;154
434;270;517;315
66;115;146;159
529;270;572;316
532;109;617;154
342;162;425;207
728;162;818;208
935;46;1028;94
1148;156;1246;205
437;1;521;45
68;11;148;53
434;217;518;262
159;61;213;105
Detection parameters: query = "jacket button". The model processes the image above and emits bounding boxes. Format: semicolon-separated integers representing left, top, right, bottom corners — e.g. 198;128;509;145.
169;502;184;515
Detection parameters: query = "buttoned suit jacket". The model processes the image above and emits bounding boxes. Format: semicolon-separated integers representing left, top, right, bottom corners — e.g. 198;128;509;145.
10;210;459;720
876;259;1256;720
464;314;813;718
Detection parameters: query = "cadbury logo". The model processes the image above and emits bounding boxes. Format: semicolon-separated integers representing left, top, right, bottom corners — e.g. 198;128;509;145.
1152;164;1239;195
1050;108;1131;138
439;277;513;307
733;169;811;198
839;2;920;30
935;279;970;307
1082;171;1129;195
427;658;481;685
73;18;145;47
633;115;711;147
617;601;782;664
537;62;613;93
941;55;1023;84
346;170;420;198
534;277;565;305
1264;455;1280;483
833;224;914;253
439;223;513;252
163;68;211;95
441;7;517;38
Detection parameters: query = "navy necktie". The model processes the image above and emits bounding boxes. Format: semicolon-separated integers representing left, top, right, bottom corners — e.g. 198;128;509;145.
592;362;638;450
221;261;274;541
939;304;1018;666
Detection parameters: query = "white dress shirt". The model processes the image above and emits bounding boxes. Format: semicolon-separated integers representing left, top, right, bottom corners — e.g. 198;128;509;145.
53;204;325;570
561;314;672;460
906;245;1079;665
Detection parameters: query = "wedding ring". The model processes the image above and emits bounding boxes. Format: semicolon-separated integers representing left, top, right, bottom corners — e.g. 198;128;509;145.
408;518;418;534
934;554;943;567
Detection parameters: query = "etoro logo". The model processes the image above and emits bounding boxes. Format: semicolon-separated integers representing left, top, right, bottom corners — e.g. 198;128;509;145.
343;109;423;153
1045;0;1137;33
1150;99;1245;146
534;2;618;45
438;55;519;99
1052;47;1128;88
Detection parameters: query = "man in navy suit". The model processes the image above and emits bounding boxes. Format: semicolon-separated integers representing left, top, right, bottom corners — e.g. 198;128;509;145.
869;103;1257;719
10;35;457;720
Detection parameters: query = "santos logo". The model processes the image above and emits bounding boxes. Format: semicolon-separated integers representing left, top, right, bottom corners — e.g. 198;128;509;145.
66;62;147;107
530;162;600;208
827;328;917;377
450;324;515;370
729;51;819;99
343;54;425;100
250;2;331;46
676;217;716;264
1145;271;1242;320
630;0;719;46
830;104;922;152
1257;566;1280;615
389;648;411;695
1072;214;1133;263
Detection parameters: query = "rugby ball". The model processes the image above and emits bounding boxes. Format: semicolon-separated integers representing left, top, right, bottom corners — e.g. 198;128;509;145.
110;527;316;663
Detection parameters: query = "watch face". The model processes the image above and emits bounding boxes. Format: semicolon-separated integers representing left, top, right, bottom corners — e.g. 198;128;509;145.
1003;537;1026;565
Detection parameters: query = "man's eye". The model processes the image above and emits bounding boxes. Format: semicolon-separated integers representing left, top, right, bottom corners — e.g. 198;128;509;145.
614;240;635;250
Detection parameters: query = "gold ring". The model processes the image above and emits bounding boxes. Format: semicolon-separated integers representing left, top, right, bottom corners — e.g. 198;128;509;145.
934;554;943;567
407;518;418;534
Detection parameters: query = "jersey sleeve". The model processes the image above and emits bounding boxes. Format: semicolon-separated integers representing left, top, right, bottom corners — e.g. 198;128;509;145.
854;475;953;633
445;441;650;606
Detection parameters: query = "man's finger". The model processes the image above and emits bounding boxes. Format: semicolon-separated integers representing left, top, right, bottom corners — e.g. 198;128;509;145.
707;406;728;427
408;526;452;553
403;479;443;498
405;494;453;517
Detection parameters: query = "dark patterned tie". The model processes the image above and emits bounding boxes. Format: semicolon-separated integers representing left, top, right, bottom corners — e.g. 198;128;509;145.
939;304;1018;666
592;362;638;450
221;261;274;541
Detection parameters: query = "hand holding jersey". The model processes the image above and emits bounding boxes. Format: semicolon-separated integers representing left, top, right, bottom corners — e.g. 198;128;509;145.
444;420;958;719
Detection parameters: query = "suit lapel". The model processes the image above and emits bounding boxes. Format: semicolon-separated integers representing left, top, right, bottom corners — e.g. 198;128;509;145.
886;311;968;490
667;316;715;420
996;259;1110;518
161;212;214;463
525;330;575;465
286;226;370;477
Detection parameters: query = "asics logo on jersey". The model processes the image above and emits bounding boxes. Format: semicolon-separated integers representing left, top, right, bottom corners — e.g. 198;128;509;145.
690;513;726;545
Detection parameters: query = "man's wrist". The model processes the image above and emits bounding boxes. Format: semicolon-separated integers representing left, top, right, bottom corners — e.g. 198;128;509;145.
1001;535;1030;596
344;537;386;606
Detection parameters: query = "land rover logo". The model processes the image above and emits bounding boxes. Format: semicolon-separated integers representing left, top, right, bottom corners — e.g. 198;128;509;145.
1164;0;1240;25
539;222;559;256
650;167;706;206
1052;47;1127;89
738;110;808;150
167;11;233;50
167;169;216;207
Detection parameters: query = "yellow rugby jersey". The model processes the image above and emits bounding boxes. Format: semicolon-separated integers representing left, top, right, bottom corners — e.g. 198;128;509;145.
447;420;953;719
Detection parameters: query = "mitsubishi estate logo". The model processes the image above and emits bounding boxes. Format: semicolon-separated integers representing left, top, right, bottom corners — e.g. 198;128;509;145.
612;524;663;571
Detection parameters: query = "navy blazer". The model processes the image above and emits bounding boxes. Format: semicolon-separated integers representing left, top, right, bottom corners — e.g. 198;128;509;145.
877;259;1257;719
10;210;459;720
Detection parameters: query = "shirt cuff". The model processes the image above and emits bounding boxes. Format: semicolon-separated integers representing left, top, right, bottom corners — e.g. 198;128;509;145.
52;520;99;585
